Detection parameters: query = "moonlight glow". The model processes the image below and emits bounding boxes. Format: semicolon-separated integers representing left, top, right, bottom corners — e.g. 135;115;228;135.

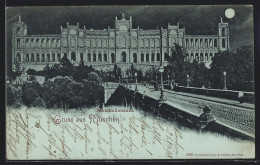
225;8;235;19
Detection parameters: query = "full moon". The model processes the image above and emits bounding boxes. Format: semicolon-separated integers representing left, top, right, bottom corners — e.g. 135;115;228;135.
225;8;235;19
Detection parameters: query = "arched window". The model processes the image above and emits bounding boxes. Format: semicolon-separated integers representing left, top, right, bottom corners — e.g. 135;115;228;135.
190;39;194;47
185;53;189;62
16;53;21;62
141;53;144;62
133;53;137;63
200;53;203;62
205;39;208;47
222;28;225;37
186;39;189;47
222;39;226;48
104;54;107;62
209;39;213;47
71;52;76;61
47;53;50;62
200;39;203;47
195;53;199;61
26;54;29;62
41;54;45;62
190;53;194;61
111;53;115;63
214;39;218;47
57;54;61;62
36;54;40;62
210;53;213;61
121;52;126;62
157;53;160;61
87;53;91;62
80;53;83;62
31;54;34;62
52;53;55;62
146;53;149;62
121;36;126;48
98;53;102;62
93;53;96;62
151;53;155;62
205;53;208;61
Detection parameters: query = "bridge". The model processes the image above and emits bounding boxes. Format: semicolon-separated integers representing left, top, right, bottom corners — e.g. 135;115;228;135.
103;82;255;140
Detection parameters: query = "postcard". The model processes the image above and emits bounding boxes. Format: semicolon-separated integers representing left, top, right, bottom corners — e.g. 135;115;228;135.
6;5;255;160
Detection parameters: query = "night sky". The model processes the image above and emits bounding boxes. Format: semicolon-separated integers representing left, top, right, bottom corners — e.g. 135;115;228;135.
6;5;253;68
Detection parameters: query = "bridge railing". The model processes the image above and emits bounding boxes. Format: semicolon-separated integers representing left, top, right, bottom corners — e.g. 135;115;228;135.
163;84;254;103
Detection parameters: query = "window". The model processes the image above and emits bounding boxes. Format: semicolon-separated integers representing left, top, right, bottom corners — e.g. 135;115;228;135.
47;54;50;62
71;52;76;61
98;53;102;62
36;54;40;62
141;53;144;62
222;39;226;48
133;53;137;63
16;53;21;62
57;54;61;62
122;52;126;62
157;53;160;61
93;53;96;62
205;53;208;61
111;53;115;63
104;54;107;62
26;54;29;62
80;53;83;62
42;54;45;62
88;53;91;62
200;53;203;61
31;54;34;62
222;28;225;37
214;39;218;47
146;53;149;62
151;53;155;61
121;36;126;48
52;53;55;62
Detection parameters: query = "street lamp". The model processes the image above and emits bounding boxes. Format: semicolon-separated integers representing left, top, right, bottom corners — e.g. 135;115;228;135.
168;75;170;85
187;74;190;87
158;65;166;103
155;75;158;85
223;71;227;90
135;72;138;91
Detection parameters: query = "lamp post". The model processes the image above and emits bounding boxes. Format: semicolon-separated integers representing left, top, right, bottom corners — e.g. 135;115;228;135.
158;65;166;103
155;75;158;85
187;74;190;87
135;72;138;91
223;71;227;90
167;75;170;85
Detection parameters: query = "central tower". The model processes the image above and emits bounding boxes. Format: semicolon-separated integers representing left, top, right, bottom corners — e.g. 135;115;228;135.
114;12;132;63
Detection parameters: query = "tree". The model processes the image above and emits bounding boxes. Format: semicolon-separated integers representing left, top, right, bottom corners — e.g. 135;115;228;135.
209;44;254;91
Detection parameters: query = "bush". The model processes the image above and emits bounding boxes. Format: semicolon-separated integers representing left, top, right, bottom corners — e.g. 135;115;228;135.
7;84;22;107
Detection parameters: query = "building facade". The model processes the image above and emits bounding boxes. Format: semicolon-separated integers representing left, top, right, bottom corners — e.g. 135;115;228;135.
11;13;230;72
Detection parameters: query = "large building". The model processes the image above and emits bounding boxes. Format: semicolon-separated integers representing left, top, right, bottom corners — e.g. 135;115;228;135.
11;13;230;72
